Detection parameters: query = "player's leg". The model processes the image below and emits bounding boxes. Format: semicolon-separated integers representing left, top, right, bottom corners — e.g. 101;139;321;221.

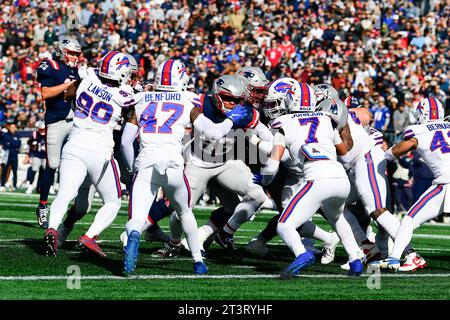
78;157;122;257
321;177;364;275
45;148;87;256
387;184;445;271
161;167;207;274
216;161;266;257
124;167;158;275
37;120;72;228
276;180;321;278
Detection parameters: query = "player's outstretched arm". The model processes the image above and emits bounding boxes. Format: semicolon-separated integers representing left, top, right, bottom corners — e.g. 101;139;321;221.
190;107;234;140
121;109;139;173
385;138;418;161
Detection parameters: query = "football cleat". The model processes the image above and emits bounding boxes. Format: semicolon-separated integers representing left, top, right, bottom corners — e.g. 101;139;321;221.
36;204;49;229
340;261;350;271
348;259;364;276
280;250;316;280
384;257;401;272
320;232;340;264
57;224;73;248
398;253;427;272
123;230;141;276
78;234;107;257
151;241;181;258
44;228;59;257
215;230;243;262
144;227;171;244
360;240;381;263
245;238;271;259
193;261;208;275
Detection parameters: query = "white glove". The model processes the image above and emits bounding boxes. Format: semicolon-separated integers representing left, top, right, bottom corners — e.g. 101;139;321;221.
78;65;88;79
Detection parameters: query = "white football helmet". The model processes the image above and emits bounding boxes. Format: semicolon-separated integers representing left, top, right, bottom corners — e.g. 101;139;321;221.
54;37;81;68
291;82;317;112
313;83;339;105
263;77;300;119
415;97;444;124
236;66;269;108
155;59;189;91
98;51;132;85
213;75;250;113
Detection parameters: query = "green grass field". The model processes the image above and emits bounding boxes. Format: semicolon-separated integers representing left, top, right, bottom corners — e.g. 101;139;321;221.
0;192;449;300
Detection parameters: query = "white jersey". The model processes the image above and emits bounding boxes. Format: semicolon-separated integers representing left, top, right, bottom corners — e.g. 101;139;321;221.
369;127;384;147
134;90;198;170
272;111;347;180
68;68;134;156
403;121;450;184
339;110;375;165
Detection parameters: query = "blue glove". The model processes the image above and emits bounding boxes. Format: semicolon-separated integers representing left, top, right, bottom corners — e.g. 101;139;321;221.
252;173;263;186
225;104;251;129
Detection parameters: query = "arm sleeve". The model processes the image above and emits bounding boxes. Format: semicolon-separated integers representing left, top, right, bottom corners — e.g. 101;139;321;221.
253;121;273;142
192;113;233;140
120;122;139;172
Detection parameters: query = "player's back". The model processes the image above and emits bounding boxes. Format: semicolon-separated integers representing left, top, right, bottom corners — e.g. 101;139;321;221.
69;68;134;155
404;121;450;184
340;110;375;164
134;90;195;169
272;111;346;180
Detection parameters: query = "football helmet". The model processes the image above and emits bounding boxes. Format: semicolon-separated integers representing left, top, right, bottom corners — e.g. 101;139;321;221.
236;66;269;108
343;96;362;108
98;51;132;85
415;97;444;124
54;37;81;68
313;84;339;105
262;77;299;119
213;75;250;113
124;53;141;89
316;97;348;131
291;82;317;112
155;59;189;91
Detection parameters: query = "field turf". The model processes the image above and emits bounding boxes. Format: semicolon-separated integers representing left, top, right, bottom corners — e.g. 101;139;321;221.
0;192;449;300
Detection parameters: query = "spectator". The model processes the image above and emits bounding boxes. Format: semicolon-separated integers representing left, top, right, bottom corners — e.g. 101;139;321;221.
392;98;410;137
0;122;21;191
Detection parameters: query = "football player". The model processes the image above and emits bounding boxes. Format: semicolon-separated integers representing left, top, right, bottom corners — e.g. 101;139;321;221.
23;122;46;194
382;97;446;272
121;59;252;275
35;37;82;229
44;51;135;257
259;80;365;278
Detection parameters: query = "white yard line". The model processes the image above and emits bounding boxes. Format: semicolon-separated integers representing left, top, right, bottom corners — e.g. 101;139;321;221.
0;273;449;281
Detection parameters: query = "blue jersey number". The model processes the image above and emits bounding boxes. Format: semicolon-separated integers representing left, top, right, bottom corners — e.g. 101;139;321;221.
299;117;319;143
430;130;450;154
140;102;184;134
75;91;113;124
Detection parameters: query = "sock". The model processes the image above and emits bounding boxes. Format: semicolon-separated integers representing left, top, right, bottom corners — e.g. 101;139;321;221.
298;221;332;245
260;214;280;242
180;210;202;262
226;198;262;233
375;227;390;258
391;216;415;259
48;196;70;230
63;205;87;229
335;213;362;262
375;211;400;239
169;212;183;242
343;209;368;244
277;222;306;257
198;220;216;245
85;200;121;238
40;166;56;203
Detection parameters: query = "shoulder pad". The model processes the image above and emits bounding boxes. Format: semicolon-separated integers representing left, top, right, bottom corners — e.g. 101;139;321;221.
38;59;60;72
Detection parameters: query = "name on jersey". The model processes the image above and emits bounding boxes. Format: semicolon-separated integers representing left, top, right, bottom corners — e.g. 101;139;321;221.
426;123;450;131
87;83;113;102
291;112;324;118
144;93;181;102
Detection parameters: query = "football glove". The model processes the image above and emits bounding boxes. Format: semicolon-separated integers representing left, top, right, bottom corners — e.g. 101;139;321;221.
225;104;251;129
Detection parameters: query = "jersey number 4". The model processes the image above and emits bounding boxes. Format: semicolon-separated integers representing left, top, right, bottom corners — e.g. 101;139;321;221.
140;102;184;134
75;92;113;124
430;130;450;153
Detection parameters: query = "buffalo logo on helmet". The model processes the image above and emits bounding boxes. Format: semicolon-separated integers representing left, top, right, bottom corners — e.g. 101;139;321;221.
116;56;130;70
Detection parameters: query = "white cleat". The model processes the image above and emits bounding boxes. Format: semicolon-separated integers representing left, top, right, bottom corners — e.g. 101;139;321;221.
399;253;427;272
321;232;340;264
245;238;270;258
57;224;73;248
340;261;350;271
25;185;33;194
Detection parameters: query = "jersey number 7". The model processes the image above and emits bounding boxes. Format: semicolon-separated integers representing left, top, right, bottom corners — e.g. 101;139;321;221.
298;117;319;143
140;102;184;134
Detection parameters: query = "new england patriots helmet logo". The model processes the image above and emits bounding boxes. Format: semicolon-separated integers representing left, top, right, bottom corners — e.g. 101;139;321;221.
241;71;255;79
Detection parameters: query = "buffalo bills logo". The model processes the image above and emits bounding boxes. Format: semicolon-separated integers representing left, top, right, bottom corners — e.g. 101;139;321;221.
116;56;130;70
274;82;295;98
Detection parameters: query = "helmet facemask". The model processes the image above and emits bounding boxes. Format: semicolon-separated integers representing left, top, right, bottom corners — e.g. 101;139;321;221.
263;97;287;119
